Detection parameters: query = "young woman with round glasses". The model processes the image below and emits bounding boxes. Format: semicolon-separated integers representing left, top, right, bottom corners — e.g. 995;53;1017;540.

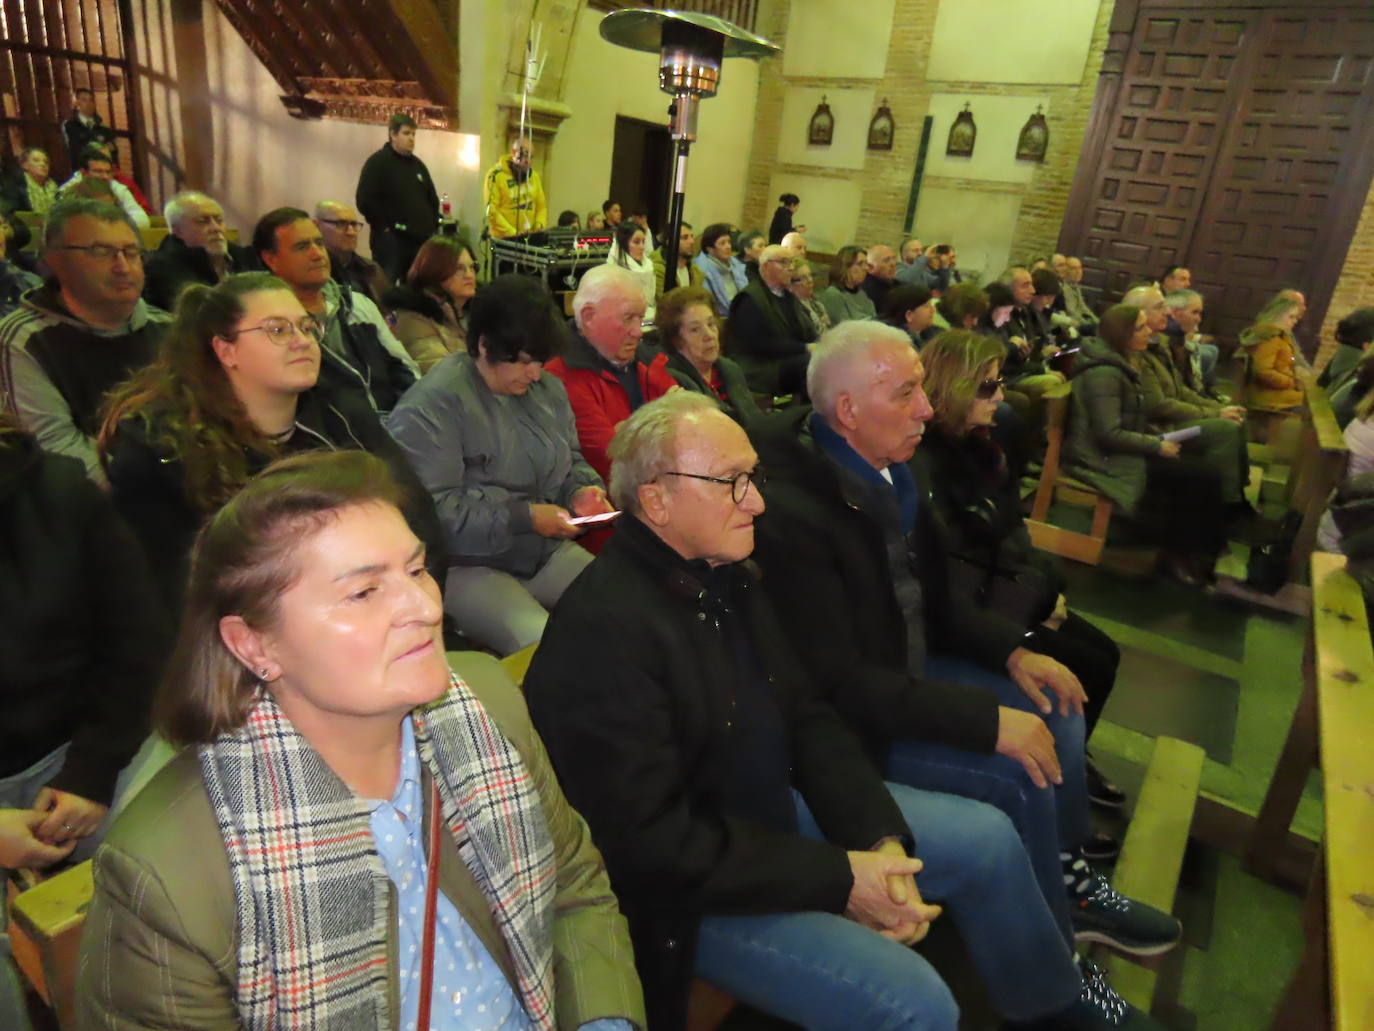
99;271;443;608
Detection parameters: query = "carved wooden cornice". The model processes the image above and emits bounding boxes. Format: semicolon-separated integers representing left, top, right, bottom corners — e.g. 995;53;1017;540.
212;0;457;127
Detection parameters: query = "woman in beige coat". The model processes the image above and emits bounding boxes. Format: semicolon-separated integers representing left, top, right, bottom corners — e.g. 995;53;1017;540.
386;235;477;373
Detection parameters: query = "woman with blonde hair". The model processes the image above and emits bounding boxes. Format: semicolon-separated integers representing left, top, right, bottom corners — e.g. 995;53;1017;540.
918;330;1123;805
1238;293;1305;409
76;450;644;1029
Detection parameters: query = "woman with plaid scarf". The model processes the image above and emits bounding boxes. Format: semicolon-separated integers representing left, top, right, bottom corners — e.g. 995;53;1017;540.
76;450;645;1031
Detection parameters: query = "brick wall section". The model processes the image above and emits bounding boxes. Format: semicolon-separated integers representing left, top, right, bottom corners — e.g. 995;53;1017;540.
741;0;1113;263
1319;177;1374;367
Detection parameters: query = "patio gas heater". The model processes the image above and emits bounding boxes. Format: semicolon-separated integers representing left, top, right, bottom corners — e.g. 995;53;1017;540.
599;8;780;292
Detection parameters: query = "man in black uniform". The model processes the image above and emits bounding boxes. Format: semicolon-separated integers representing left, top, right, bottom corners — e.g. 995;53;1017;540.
355;113;439;284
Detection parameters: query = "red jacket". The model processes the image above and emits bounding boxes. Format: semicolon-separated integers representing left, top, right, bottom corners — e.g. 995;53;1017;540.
546;332;677;483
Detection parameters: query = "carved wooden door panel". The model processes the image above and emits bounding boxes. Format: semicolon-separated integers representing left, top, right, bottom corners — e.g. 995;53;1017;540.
1069;9;1259;303
1188;10;1374;343
1061;1;1374;348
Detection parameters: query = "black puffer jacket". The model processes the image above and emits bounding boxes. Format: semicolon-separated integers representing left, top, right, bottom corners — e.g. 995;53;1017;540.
0;432;167;802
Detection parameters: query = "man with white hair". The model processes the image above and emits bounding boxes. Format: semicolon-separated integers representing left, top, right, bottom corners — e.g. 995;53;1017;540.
314;200;390;310
779;230;807;259
727;242;817;396
750;321;1183;965
526;390;1169;1031
861;243;899;308
142;191;255;310
545;263;677;483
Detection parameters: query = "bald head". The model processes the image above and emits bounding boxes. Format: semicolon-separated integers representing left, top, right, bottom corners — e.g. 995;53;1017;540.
1123;284;1168;332
867;245;897;282
314;200;364;256
780;232;807;258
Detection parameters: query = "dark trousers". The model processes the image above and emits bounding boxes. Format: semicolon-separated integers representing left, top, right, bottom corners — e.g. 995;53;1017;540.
1143;454;1226;555
1028;612;1120;739
370;229;423;285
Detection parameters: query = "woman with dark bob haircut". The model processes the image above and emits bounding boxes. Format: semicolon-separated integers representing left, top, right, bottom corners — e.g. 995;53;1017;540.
99;271;443;609
1064;303;1227;586
387;274;615;655
917;330;1124;805
655;284;761;426
75;449;645;1029
385;234;478;373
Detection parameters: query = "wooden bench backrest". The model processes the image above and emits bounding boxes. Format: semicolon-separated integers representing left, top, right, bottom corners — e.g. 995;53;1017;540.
1308;551;1374;1031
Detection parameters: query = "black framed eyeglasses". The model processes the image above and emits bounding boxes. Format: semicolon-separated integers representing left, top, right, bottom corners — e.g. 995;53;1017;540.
975;376;1005;399
229;316;323;344
662;467;765;504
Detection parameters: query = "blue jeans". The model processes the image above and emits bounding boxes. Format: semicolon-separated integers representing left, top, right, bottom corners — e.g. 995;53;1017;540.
885;657;1089;941
1199;341;1219;384
694;786;1081;1027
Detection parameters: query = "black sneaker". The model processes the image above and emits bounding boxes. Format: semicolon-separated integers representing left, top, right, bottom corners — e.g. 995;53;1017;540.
1068;867;1181;956
1086;757;1127;809
1007;958;1166;1029
1080;833;1121;863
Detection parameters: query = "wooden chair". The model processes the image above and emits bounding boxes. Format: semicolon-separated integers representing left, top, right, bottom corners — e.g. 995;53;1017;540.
1025;382;1114;565
1234;349;1302;447
7;861;91;1029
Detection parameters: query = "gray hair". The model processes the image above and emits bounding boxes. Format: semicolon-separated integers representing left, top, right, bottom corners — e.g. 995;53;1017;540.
43;196;137;250
806;320;914;419
607;391;723;514
163;190;219;230
1001;265;1029;284
1165;289;1201;310
572;264;644;331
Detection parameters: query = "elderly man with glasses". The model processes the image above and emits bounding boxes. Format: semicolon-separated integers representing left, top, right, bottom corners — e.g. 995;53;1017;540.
727;243;818;397
314;200;392;311
143;190;256;311
0;197;169;484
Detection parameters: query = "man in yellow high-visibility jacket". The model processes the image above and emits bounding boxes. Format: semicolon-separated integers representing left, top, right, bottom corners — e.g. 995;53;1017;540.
485;139;548;239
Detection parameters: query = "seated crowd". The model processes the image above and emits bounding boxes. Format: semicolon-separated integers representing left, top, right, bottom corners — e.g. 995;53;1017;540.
0;150;1348;1031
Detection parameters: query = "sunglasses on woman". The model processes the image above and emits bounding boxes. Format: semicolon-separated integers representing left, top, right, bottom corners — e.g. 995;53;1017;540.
975;376;1005;399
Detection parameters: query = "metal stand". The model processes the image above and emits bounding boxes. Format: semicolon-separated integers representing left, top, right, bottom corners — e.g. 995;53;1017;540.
660;97;696;293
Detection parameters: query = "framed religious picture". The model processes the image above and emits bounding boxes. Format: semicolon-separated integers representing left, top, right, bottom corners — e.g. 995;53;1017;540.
868;99;894;151
1017;105;1049;163
947;103;975;157
808;96;834;146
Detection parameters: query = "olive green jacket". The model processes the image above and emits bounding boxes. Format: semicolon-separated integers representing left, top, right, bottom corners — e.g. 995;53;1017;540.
76;652;645;1030
1064;338;1162;516
1136;338;1222;429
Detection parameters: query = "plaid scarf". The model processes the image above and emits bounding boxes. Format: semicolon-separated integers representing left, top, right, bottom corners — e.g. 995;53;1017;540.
198;672;557;1031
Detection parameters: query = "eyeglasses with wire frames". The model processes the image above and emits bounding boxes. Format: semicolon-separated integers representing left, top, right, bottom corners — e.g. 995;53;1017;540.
227;316;324;344
661;467;765;504
57;243;143;263
317;218;365;231
975;376;1005;400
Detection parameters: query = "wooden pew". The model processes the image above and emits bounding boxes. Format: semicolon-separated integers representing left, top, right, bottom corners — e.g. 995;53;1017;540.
1025;382;1114;565
1098;736;1205;1011
1257;552;1374;1030
1284;377;1348;586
